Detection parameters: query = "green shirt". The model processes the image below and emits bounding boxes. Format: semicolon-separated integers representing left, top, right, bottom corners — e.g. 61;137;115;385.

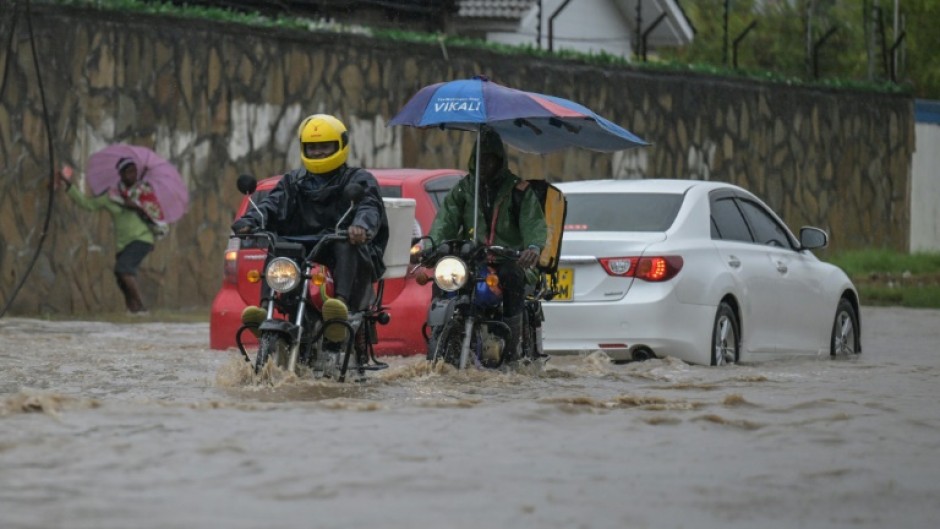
66;185;154;252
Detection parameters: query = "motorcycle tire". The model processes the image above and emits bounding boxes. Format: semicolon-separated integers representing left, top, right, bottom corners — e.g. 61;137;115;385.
520;310;536;362
431;314;467;368
255;332;290;374
297;310;322;368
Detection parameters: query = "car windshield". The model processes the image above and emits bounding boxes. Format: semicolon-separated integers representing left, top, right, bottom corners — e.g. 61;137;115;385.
379;185;402;198
564;192;684;232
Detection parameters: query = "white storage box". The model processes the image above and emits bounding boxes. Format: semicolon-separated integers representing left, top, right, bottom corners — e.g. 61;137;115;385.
381;198;417;279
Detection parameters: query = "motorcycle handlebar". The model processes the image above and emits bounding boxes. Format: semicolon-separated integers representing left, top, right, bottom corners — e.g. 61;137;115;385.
416;241;521;266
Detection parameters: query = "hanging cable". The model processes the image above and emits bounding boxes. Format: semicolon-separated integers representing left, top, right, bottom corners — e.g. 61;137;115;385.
0;0;58;318
0;0;20;100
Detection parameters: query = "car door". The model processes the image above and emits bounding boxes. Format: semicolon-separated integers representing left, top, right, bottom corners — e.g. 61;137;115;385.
709;192;781;355
735;198;830;354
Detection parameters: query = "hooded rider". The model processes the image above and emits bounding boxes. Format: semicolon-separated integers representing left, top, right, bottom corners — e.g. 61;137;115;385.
231;114;389;344
428;125;548;362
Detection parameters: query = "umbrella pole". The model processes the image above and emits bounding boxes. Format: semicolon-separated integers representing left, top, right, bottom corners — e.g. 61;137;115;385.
472;125;481;244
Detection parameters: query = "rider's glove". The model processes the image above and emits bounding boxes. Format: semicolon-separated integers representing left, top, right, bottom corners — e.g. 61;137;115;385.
518;246;540;269
231;218;256;234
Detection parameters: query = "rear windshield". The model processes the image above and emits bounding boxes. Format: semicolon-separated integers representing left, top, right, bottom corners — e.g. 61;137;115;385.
379;185;402;198
564;192;684;232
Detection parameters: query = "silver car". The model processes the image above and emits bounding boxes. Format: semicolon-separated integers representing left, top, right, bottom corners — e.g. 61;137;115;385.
542;179;861;366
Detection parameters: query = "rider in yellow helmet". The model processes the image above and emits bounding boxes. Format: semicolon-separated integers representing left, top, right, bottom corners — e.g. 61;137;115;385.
232;114;389;344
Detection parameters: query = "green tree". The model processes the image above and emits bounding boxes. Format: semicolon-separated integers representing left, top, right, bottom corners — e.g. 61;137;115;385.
901;0;940;98
667;0;939;97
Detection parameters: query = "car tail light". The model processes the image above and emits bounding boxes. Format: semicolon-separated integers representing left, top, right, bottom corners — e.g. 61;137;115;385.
598;256;683;281
223;238;240;284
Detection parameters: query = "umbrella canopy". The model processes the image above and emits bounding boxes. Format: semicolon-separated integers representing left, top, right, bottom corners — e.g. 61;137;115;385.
388;76;648;154
86;144;189;223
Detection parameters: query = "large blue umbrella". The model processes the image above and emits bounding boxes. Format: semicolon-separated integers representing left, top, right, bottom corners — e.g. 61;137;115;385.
389;76;648;236
388;76;648;154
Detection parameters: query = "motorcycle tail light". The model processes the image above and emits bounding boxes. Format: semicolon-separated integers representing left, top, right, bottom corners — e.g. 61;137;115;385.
599;256;683;282
433;256;468;292
265;257;301;292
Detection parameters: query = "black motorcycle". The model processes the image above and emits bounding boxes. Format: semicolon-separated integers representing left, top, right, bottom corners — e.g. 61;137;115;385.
415;239;553;370
232;175;390;382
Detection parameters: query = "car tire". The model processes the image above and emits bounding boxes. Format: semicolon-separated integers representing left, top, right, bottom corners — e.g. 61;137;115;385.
711;301;739;366
830;298;860;357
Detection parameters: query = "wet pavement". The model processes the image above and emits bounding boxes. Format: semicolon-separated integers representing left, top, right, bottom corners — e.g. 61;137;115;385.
1;306;939;529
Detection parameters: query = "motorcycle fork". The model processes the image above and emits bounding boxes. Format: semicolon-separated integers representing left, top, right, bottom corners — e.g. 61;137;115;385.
458;317;475;370
287;271;314;373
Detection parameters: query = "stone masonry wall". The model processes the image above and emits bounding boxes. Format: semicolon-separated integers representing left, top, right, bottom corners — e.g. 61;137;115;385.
0;5;914;315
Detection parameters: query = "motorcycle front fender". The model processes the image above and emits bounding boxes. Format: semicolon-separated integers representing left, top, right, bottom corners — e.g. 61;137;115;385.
259;319;299;342
427;296;462;329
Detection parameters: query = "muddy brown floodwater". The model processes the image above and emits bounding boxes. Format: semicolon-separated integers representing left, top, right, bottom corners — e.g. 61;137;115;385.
1;306;939;529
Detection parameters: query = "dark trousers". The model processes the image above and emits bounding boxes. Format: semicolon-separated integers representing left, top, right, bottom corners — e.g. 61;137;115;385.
495;260;525;318
325;241;375;310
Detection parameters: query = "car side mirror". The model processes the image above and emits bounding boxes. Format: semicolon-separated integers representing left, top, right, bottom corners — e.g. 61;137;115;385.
799;226;829;250
236;174;258;195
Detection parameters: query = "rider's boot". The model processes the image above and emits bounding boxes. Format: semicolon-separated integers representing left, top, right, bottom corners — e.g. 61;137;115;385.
322;297;349;343
502;314;524;367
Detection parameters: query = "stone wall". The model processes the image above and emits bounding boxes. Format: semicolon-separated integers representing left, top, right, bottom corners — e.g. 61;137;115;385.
0;5;914;315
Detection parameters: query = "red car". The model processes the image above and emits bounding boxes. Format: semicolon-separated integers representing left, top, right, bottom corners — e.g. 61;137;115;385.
209;168;463;355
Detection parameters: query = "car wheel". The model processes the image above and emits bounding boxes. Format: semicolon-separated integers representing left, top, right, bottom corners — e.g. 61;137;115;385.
830;298;859;357
711;301;739;366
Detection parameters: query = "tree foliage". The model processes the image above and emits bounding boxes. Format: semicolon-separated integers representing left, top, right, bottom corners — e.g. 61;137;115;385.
666;0;938;98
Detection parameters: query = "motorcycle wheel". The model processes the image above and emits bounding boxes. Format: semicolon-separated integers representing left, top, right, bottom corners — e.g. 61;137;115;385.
431;314;466;368
521;309;537;361
297;310;322;368
255;332;290;374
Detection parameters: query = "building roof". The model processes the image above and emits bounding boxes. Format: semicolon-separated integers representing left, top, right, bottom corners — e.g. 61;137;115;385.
457;0;537;19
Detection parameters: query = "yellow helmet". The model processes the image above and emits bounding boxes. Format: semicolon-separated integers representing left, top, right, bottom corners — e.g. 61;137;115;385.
297;114;349;174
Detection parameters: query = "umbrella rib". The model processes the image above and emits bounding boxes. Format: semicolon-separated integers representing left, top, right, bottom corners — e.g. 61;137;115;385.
549;117;582;134
513;118;543;135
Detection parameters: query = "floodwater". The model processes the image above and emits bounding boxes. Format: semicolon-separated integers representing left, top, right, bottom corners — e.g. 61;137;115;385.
1;307;939;529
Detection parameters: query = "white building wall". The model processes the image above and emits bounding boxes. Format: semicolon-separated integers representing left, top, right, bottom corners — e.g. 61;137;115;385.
487;0;634;59
910;121;940;252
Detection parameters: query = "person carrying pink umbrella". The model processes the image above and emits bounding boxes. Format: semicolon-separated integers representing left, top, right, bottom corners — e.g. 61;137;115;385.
56;158;161;314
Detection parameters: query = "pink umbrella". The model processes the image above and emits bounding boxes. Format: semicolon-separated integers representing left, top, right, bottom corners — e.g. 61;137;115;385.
86;144;189;223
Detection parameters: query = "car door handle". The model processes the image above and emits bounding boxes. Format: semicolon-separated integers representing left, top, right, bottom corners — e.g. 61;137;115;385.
727;255;741;268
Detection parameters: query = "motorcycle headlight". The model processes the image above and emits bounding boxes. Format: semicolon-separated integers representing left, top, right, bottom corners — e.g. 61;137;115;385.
433;256;468;292
265;257;301;293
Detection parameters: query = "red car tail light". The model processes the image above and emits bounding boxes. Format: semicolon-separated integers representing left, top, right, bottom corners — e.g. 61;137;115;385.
598;256;683;282
223;239;240;284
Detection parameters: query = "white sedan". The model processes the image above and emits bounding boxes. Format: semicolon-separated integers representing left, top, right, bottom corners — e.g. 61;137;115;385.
542;179;861;366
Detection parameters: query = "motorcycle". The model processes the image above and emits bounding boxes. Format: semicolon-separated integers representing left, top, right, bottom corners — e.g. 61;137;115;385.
414;239;555;370
232;175;390;382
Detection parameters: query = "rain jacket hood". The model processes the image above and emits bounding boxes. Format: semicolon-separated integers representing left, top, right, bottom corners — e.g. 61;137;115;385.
429;127;547;252
467;125;508;179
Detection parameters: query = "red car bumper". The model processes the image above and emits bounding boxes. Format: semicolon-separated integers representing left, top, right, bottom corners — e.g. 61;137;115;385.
209;279;431;356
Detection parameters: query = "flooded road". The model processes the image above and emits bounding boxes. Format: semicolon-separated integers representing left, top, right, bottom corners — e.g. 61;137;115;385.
2;306;939;529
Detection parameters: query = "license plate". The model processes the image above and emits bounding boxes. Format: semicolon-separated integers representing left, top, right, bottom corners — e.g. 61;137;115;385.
550;267;573;301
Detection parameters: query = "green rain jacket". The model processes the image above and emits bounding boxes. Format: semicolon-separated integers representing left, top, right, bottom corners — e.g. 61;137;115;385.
429;128;547;252
65;184;154;252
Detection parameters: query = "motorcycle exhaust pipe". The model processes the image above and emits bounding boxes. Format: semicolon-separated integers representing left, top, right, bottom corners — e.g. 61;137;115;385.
631;346;655;362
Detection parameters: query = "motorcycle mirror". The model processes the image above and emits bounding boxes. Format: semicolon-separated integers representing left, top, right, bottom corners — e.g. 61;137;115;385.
343;183;366;204
237;174;258;195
